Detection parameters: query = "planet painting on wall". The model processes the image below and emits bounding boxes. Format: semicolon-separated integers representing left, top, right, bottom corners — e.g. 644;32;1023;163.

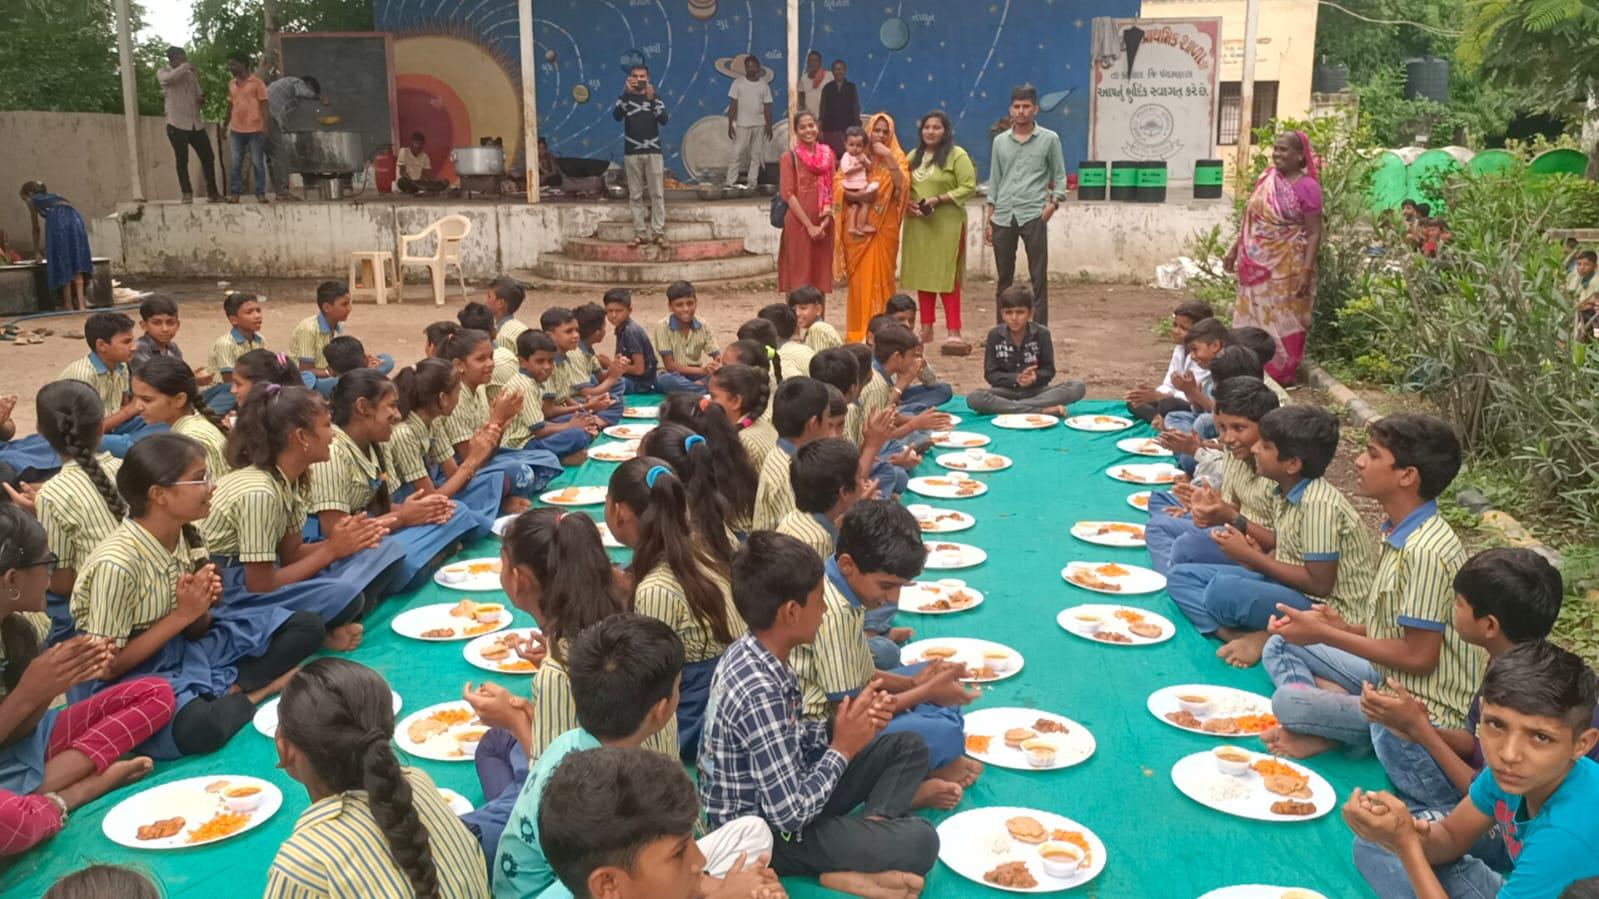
880;16;910;51
688;0;716;21
572;84;590;103
713;53;774;84
544;49;557;64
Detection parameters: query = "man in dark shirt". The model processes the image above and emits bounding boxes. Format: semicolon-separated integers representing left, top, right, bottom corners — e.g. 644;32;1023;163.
613;64;669;247
967;285;1085;415
818;59;860;159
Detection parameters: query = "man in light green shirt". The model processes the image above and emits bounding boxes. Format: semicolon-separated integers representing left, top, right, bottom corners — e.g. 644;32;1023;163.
985;85;1066;325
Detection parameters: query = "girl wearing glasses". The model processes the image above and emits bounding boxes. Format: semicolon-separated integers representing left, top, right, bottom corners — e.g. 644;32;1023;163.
68;434;325;757
131;356;232;479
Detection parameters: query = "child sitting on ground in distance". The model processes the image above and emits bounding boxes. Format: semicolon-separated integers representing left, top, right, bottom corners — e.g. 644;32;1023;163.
486;276;530;355
788;285;843;351
1125;299;1215;422
883;293;953;413
603;288;659;394
966;286;1085;416
1166;405;1377;668
289;281;395;394
131;296;209;388
321;335;368;379
540;307;623;425
775;437;872;560
204;291;268;413
501;330;603;466
655;281;721;395
57;311;161;457
1343;641;1599;898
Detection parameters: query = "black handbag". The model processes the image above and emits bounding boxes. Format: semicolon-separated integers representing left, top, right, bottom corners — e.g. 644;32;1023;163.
769;152;794;228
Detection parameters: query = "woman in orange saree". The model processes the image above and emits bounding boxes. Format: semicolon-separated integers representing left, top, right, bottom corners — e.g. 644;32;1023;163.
835;112;910;342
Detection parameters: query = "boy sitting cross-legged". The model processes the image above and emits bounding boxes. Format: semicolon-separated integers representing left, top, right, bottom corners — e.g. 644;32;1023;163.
775;436;873;560
204;290;271;413
494;613;778;899
700;532;938;899
501;330;603;466
541;306;624;426
883;294;953;414
1166;405;1378;668
753;378;841;531
1262;414;1478;768
966;285;1085;416
789;500;981;799
1125;299;1215;422
1343;641;1599;899
655;281;722;396
788;285;842;351
603;288;659;394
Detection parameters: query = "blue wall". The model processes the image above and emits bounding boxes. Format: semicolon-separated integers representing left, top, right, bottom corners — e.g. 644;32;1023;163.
373;0;1139;177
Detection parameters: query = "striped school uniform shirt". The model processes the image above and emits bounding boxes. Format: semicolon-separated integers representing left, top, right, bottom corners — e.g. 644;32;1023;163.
738;419;779;475
71;519;208;647
262;767;489;899
201;467;309;563
633;561;738;663
556;346;601;401
59;353;129;416
1367;503;1481;729
1220;452;1282;525
858;365;895;422
385;413;450;486
790;562;875;720
802;321;843;351
1272;478;1379;624
0;614;53;701
498;371;549;450
844;402;864;447
288;313;341;369
495;316;530;356
752;440;798;531
37;454;124;573
440;383;492;450
172;413;231;479
653;316;719;367
1265;376;1292;407
207;327;267;375
307;427;386;516
777;341;815;384
527;648;678;761
489;347;519;401
775;509;837;561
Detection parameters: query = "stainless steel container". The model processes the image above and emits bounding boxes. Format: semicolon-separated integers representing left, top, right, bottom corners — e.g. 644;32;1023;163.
316;177;347;201
451;146;504;176
288;131;365;174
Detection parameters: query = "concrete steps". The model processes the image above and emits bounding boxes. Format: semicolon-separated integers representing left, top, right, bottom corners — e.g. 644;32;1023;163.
592;220;718;242
530;252;775;285
563;236;749;263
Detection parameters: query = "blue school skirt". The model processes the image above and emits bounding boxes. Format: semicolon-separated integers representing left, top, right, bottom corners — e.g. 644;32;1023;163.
215;538;407;624
475;447;562;500
676;656;720;763
0;708;62;794
882;663;965;769
43;591;73;647
395;465;507;533
67;601;294;759
0;435;60;480
304;503;484;594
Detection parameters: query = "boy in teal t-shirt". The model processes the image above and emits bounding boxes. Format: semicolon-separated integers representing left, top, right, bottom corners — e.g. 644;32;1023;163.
1345;641;1599;899
491;614;775;899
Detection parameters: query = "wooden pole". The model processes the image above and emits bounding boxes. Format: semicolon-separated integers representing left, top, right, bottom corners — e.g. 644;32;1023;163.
520;0;540;203
787;0;798;149
261;0;280;77
114;0;144;202
1234;0;1261;193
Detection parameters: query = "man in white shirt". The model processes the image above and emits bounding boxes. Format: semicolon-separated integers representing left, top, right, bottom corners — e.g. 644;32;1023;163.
157;46;221;203
396;131;449;194
724;55;772;189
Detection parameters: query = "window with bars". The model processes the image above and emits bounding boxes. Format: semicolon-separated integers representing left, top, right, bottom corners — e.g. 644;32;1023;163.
1216;81;1280;145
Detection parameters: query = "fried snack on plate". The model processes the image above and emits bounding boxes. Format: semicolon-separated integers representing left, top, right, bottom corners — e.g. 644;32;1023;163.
136;817;186;841
1068;570;1119;592
1270;799;1318;817
1094;631;1133;643
420;627;455;639
1165;710;1201;729
449;599;479;618
1005;816;1047;843
1201;717;1242;734
1263;774;1313;800
1128;621;1164;639
1003;727;1036;747
921;598;953;611
985;861;1039;888
479;644;511;661
1032;718;1069;734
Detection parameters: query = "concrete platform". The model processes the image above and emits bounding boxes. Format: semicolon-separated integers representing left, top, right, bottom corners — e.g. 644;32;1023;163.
529;251;775;284
562;236;750;263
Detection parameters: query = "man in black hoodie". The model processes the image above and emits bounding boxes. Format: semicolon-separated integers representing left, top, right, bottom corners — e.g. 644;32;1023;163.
614;64;670;247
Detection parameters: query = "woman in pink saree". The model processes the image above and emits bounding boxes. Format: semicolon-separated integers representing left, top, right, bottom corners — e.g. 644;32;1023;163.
1225;131;1324;383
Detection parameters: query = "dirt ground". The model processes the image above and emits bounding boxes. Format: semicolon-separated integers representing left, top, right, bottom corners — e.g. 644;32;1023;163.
2;276;1185;434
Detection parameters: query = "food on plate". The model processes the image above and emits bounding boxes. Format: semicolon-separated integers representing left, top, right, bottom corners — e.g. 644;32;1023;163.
1234;713;1279;733
497;659;537;673
1095;522;1146;538
454;727;488;744
1213;746;1252;776
1004;816;1048;843
1113;608;1144;623
1093;631;1133;644
921;646;958;660
984;861;1038;888
553;487;582;502
931;543;961;553
479;644;512;661
1201;717;1241;735
1038;841;1085;877
420;627;455;639
439;566;467;584
955;484;982;496
1032;718;1069;735
1128;621;1164;639
920;598;954;611
187;811;251;843
1269;799;1318;817
1252;758;1303;779
1134;439;1163;454
925;478;953;487
407;708;474;743
983;650;1015;673
466;561;499;575
1263;774;1313;800
136;817;186;841
965;734;993;754
471;603;505;623
1021;739;1057;768
1050;829;1093;861
1177;694;1211;714
1095;563;1131;577
1165;710;1201;729
205;780;231;794
1003;727;1037;748
1067;569;1119;592
1130;494;1150;509
463;621;499;637
982;456;1006;469
970;665;999;681
449;599;480;618
1093;416;1121;425
1026;415;1050;425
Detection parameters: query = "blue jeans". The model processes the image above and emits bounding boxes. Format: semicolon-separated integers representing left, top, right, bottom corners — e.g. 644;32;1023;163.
622;373;657;394
1263;637;1378;745
656;371;709;395
527;426;592;458
1167;563;1313;634
899;382;953;415
865;603;901;670
1145;491;1199;574
1353;836;1505;899
229;129;267;197
1372;722;1465;810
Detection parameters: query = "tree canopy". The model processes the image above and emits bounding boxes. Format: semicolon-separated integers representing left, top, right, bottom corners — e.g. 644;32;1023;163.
1459;0;1599;118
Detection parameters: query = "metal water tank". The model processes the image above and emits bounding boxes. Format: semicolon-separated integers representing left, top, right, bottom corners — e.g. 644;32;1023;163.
1312;62;1348;93
1404;58;1450;104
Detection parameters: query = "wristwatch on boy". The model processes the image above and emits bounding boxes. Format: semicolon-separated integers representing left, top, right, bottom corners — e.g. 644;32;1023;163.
1231;514;1250;534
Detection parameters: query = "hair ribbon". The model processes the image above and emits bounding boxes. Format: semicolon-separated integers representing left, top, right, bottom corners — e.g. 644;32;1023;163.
683;434;706;452
765;346;776;359
697;395;711;412
644;465;672;488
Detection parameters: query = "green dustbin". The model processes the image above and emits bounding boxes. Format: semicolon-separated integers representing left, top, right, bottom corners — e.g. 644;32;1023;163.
1136;161;1168;203
1194;159;1224;199
1077;161;1107;201
1110;161;1138;202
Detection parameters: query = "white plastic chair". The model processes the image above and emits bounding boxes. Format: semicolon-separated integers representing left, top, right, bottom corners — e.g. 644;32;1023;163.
399;214;471;306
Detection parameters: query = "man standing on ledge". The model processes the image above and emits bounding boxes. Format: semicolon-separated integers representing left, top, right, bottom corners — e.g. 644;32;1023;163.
157;46;221;203
985;85;1066;324
614;64;669;247
725;54;772;190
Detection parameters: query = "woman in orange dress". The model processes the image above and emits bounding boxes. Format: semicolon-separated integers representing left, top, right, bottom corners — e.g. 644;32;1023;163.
835;113;910;342
777;111;836;300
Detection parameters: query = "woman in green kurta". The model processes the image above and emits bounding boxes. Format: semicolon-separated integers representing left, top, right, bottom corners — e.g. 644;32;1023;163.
899;110;978;355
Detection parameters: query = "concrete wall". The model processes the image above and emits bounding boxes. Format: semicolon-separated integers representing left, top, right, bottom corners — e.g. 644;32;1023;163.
94;196;1229;282
0;111;224;253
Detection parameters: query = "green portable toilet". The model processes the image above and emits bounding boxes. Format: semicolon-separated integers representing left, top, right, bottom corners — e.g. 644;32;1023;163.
1529;148;1587;178
1368;150;1409;210
1408;148;1462;207
1467;148;1516;177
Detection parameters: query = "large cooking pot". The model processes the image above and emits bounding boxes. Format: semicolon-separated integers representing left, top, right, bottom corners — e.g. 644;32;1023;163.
288;130;364;174
452;146;504;176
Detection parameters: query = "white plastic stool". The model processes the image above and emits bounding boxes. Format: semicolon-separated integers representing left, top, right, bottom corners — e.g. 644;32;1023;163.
349;250;399;305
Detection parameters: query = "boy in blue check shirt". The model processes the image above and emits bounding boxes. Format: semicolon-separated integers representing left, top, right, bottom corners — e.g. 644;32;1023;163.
603;288;658;394
1345;641;1599;899
700;532;937;893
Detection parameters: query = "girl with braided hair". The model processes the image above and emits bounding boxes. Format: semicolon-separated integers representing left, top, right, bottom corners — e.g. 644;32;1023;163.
268;658;488;898
437;328;562;501
387;357;508;523
0;504;174;856
706;362;779;475
33;381;127;645
606;456;738;760
640;422;745;562
200;385;405;654
69;434;323;757
228;349;305;411
306;369;485;592
131;356;233;479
